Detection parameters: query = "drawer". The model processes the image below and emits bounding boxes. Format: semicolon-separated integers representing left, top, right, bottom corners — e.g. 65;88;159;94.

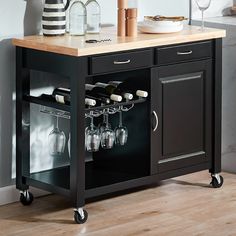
90;49;153;74
156;41;212;65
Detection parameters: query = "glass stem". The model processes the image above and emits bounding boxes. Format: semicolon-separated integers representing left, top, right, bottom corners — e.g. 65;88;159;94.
119;111;123;127
103;113;106;123
90;116;94;130
105;114;109;128
201;10;204;30
56;116;59;129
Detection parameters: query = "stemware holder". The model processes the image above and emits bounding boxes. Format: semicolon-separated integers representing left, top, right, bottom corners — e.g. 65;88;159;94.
39;98;146;120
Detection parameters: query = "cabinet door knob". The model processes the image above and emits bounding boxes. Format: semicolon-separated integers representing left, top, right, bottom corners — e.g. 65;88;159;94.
177;50;193;55
113;59;131;65
152;111;159;132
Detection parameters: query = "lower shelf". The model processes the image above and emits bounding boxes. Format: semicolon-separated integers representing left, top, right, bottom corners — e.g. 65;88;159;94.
24;162;211;199
26;162;146;197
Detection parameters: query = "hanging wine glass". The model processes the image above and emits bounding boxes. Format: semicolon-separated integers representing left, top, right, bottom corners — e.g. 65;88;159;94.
86;115;101;152
68;133;71;158
194;0;212;31
48;116;66;156
99;112;111;134
101;113;115;149
115;110;128;146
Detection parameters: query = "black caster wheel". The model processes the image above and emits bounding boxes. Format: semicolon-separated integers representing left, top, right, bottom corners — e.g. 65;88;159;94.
211;175;224;188
74;209;88;224
20;191;34;206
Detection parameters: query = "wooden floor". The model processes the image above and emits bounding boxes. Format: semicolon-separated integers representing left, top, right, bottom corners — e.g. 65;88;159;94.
1;171;236;236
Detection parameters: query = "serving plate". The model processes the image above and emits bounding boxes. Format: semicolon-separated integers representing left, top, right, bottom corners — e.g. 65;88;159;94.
138;20;184;34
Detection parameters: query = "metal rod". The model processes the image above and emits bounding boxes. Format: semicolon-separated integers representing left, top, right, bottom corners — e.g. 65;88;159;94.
189;0;192;25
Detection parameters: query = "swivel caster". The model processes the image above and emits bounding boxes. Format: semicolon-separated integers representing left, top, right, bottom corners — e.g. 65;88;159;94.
74;208;88;224
20;190;34;206
211;174;224;188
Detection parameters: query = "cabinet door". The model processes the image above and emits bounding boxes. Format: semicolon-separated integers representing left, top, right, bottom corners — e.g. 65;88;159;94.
151;60;212;174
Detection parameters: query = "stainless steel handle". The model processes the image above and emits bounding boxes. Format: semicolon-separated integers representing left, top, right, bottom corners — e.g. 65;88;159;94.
177;50;193;55
113;59;131;65
152;111;159;132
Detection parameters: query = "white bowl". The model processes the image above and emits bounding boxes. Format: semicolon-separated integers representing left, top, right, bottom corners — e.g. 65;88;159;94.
138;20;184;34
143;19;183;27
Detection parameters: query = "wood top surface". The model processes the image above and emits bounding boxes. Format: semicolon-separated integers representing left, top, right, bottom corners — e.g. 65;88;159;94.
12;25;226;57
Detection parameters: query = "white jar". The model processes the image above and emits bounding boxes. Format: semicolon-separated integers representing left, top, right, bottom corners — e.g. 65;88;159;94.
69;0;87;35
85;0;101;34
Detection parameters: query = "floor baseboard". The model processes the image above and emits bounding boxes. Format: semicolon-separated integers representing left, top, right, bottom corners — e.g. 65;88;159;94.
0;185;49;206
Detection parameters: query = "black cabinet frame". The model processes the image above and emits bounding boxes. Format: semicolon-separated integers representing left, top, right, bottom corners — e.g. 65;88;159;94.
15;39;222;212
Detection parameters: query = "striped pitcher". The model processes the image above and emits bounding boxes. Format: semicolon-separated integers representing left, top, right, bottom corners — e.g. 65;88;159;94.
42;0;70;36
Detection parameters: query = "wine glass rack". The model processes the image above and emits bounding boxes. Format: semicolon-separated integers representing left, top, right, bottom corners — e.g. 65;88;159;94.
25;94;146;119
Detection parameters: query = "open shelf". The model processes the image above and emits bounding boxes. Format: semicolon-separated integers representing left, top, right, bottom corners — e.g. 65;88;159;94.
25;161;147;197
86;97;146;112
25;166;70;197
24;95;70;112
23;95;146;113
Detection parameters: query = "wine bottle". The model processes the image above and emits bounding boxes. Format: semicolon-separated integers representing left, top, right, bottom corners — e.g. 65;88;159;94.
85;98;96;107
108;81;148;98
52;88;96;106
95;82;133;100
86;95;110;106
52;88;70;105
85;84;122;102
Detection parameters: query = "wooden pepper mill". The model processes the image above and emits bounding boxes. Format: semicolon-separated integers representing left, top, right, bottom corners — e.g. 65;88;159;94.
117;0;127;37
126;8;137;37
117;0;138;37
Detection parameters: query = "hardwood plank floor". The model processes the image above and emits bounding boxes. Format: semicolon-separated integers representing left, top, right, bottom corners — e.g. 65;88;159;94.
0;171;236;236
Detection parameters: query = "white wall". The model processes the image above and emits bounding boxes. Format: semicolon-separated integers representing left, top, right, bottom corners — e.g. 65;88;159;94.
99;0;189;24
0;0;190;39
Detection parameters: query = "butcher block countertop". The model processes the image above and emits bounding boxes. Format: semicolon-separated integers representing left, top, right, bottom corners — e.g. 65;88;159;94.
12;25;226;57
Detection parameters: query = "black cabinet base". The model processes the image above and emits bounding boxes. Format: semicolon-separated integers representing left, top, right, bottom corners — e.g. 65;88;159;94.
20;162;214;201
15;38;223;223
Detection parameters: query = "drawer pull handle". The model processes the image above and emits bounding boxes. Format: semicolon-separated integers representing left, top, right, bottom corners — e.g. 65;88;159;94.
152;111;159;132
177;50;193;55
113;59;131;65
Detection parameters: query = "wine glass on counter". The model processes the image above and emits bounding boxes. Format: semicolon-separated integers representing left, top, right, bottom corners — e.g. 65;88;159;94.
115;110;128;146
48;116;66;156
194;0;212;31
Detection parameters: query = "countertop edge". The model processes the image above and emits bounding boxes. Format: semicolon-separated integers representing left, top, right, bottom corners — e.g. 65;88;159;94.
12;29;226;57
12;38;78;57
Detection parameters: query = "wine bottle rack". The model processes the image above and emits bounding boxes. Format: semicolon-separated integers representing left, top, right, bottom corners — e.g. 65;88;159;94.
24;95;70;112
24;95;147;119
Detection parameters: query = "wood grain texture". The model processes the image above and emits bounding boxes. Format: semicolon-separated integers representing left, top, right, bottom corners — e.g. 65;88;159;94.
0;171;235;236
12;25;226;57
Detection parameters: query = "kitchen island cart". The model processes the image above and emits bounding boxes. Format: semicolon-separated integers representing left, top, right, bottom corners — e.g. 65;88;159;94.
13;26;225;223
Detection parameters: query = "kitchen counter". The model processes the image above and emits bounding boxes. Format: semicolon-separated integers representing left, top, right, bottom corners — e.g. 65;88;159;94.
12;25;225;57
193;16;236;26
